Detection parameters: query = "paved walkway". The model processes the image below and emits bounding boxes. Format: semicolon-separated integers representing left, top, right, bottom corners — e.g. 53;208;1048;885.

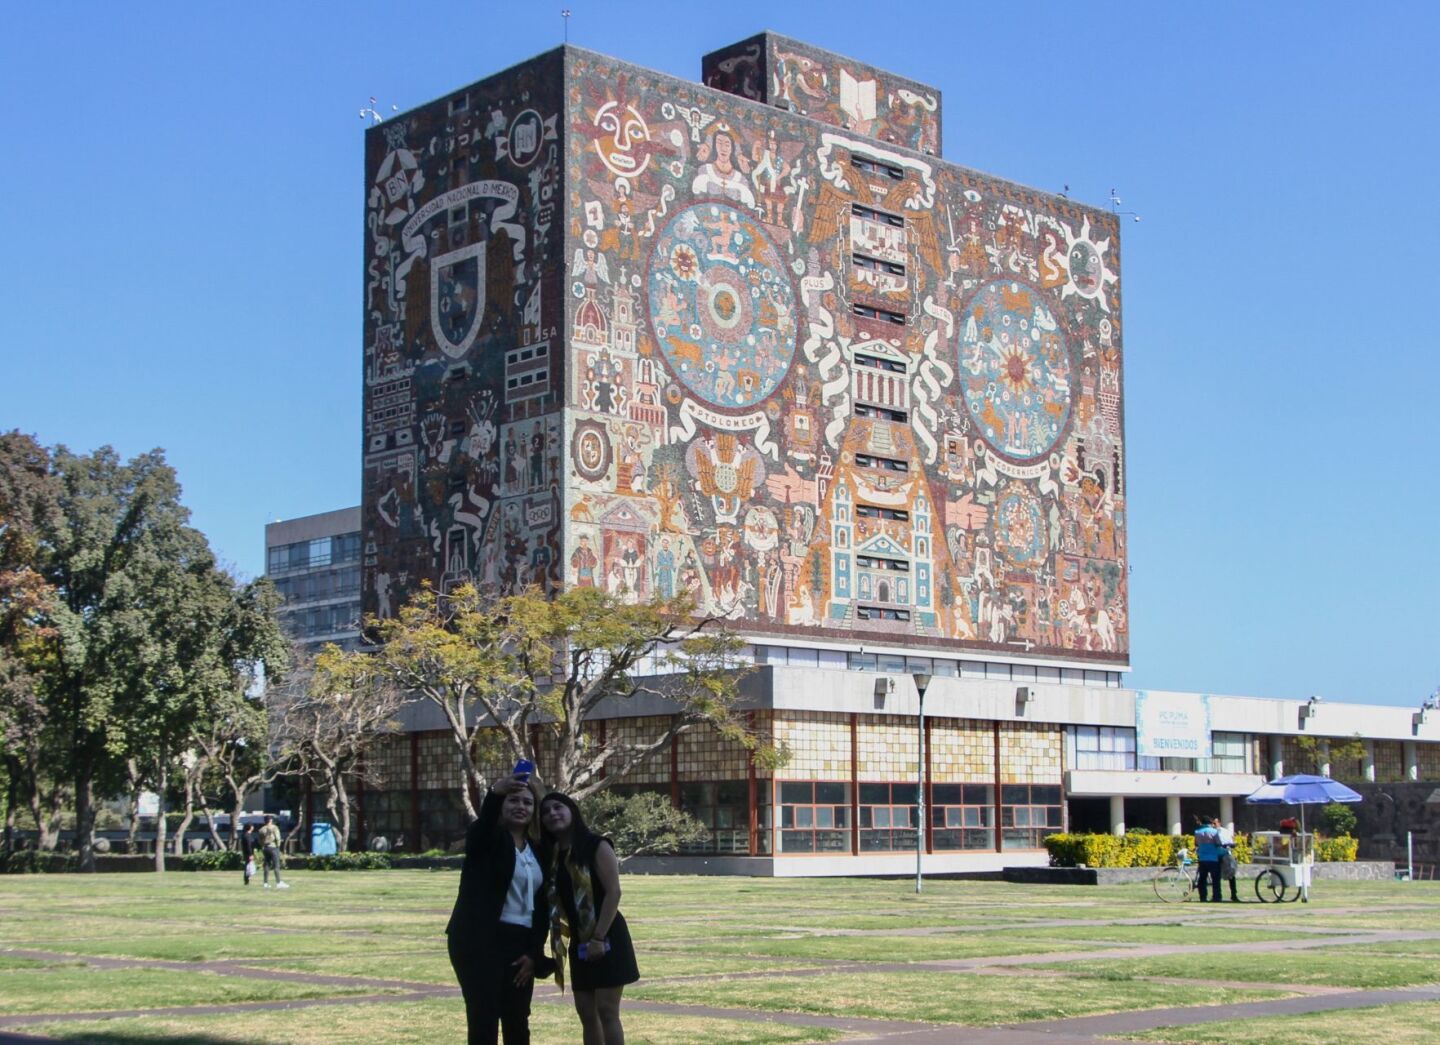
4;902;1440;1043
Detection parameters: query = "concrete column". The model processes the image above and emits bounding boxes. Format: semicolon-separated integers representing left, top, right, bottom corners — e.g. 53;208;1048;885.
1219;795;1235;832
1404;741;1419;782
1363;740;1376;783
1269;736;1285;779
1166;795;1182;836
1109;795;1125;837
1318;739;1331;778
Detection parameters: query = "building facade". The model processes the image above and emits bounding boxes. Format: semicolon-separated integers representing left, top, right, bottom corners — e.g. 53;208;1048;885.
350;35;1435;871
265;507;363;651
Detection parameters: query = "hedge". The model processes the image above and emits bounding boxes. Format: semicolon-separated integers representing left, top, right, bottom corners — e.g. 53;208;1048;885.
1;851;78;874
179;850;244;871
1044;832;1361;868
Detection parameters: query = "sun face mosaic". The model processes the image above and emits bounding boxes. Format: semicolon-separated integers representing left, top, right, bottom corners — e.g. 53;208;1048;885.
648;202;797;411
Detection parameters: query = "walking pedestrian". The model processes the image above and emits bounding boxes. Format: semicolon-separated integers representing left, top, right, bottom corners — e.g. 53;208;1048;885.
258;814;288;890
239;822;257;886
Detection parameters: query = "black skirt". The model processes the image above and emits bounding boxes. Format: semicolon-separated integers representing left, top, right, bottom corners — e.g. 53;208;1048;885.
568;911;639;991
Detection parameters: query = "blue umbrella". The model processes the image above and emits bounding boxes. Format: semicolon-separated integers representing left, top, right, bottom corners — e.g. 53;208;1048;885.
1244;774;1363;807
1245;774;1362;901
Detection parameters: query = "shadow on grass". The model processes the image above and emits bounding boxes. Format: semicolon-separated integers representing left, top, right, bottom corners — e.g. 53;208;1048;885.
1;1032;240;1045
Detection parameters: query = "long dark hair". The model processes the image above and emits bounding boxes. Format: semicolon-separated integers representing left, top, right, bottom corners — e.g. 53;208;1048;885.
539;791;600;862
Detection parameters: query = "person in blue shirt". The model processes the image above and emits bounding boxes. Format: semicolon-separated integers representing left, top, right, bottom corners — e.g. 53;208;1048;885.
1193;817;1224;903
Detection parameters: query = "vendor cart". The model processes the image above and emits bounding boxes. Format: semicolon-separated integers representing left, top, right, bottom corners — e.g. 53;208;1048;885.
1249;830;1311;902
1244;773;1361;903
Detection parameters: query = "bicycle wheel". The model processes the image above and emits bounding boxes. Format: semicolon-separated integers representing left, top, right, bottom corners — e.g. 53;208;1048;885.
1254;868;1287;903
1153;866;1192;903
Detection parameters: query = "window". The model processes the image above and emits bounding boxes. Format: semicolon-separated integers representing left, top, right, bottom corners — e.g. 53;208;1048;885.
848;652;877;672
853;352;907;374
853;403;909;423
851;203;905;228
852;303;906;325
1207;732;1250;774
856;555;909;572
778;781;850;853
850;155;904;181
1070;725;1137;771
857;605;910;622
1000;784;1062;849
931;784;995;850
678;781;750;854
854;453;908;472
859;782;918;852
852;253;906;277
856;505;909;522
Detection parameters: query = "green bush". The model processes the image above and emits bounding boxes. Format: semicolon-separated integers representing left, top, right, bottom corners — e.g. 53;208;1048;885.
285;851;392;871
179;850;243;872
1321;802;1358;837
1;850;77;874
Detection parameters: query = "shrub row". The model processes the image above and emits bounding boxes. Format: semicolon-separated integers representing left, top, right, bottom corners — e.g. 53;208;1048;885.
175;850;395;871
1;851;78;874
1044;832;1360;867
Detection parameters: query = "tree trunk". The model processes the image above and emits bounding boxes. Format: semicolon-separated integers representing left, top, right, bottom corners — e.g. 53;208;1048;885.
27;777;53;850
327;776;351;853
153;764;168;873
74;761;96;873
172;783;194;857
230;797;244;851
202;800;225;852
125;759;142;854
2;755;21;853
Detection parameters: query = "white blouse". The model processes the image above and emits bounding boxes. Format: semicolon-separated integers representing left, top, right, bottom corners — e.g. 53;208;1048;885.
498;841;541;927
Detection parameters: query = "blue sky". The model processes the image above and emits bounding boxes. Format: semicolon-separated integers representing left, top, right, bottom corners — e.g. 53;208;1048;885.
3;2;1435;706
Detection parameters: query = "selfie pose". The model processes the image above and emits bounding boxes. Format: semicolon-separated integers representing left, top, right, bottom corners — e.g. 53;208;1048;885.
447;773;551;1045
540;792;639;1045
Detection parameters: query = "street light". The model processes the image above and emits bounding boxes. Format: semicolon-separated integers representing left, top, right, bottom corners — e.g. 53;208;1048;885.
912;672;931;894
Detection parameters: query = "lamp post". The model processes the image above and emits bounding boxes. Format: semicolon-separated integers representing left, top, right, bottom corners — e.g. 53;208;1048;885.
913;672;931;894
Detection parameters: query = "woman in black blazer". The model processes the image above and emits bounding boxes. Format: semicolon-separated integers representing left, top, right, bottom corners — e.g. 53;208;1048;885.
447;774;551;1045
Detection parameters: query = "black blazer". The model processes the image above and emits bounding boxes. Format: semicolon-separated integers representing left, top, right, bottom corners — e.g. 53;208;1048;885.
445;789;549;963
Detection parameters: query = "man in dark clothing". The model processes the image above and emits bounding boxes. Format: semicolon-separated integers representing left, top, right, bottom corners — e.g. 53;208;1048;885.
239;823;257;885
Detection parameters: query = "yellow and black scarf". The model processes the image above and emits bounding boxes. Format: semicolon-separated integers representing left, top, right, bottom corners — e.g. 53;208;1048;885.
546;844;598;991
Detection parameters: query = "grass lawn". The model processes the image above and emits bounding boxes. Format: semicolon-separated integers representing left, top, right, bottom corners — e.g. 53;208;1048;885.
1118;1000;1440;1044
2;871;1439;1043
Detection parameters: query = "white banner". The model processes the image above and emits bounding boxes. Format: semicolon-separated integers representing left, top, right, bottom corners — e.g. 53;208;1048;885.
1135;690;1212;758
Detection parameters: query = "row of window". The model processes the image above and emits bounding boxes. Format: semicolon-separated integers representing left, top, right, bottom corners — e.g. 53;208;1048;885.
856;605;910;622
853;452;909;472
272;567;361;605
851;156;905;182
852;302;907;325
267;532;362;574
855;504;910;521
852;252;905;277
279;602;360;639
777;781;1061;854
853;402;909;422
1067;726;1253;774
744;645;1125;688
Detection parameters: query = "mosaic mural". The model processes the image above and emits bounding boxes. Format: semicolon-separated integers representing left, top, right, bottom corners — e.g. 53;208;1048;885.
563;44;1127;662
363;38;1128;664
362;52;565;616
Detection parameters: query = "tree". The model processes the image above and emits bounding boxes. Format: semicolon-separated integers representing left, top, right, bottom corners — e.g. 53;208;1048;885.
1295;734;1366;777
351;584;777;820
269;646;406;848
0;433;65;852
1320;802;1358;837
580;790;708;860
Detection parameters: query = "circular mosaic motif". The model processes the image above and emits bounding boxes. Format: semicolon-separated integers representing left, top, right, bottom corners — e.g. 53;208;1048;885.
994;484;1045;567
957;280;1073;462
571;420;611;483
647;202;797;411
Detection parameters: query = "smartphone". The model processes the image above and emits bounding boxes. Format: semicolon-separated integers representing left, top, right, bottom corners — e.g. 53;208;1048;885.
577;938;610;960
513;758;535;782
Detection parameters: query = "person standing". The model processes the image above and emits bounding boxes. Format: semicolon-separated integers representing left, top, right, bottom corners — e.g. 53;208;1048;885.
539;792;639;1045
448;775;551;1045
258;814;288;890
239;822;257;886
1214;817;1240;902
1193;817;1223;903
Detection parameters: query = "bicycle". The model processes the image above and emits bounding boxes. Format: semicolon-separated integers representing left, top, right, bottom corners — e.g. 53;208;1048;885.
1152;850;1197;903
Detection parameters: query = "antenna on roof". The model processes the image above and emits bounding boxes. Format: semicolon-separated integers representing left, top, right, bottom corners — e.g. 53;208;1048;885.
359;97;397;124
562;8;572;43
1109;188;1142;223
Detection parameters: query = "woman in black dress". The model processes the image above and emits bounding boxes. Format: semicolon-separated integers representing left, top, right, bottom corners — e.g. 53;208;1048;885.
446;774;551;1045
539;792;639;1045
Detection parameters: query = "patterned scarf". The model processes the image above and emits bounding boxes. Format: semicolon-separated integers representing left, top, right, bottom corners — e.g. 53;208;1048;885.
547;843;598;992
